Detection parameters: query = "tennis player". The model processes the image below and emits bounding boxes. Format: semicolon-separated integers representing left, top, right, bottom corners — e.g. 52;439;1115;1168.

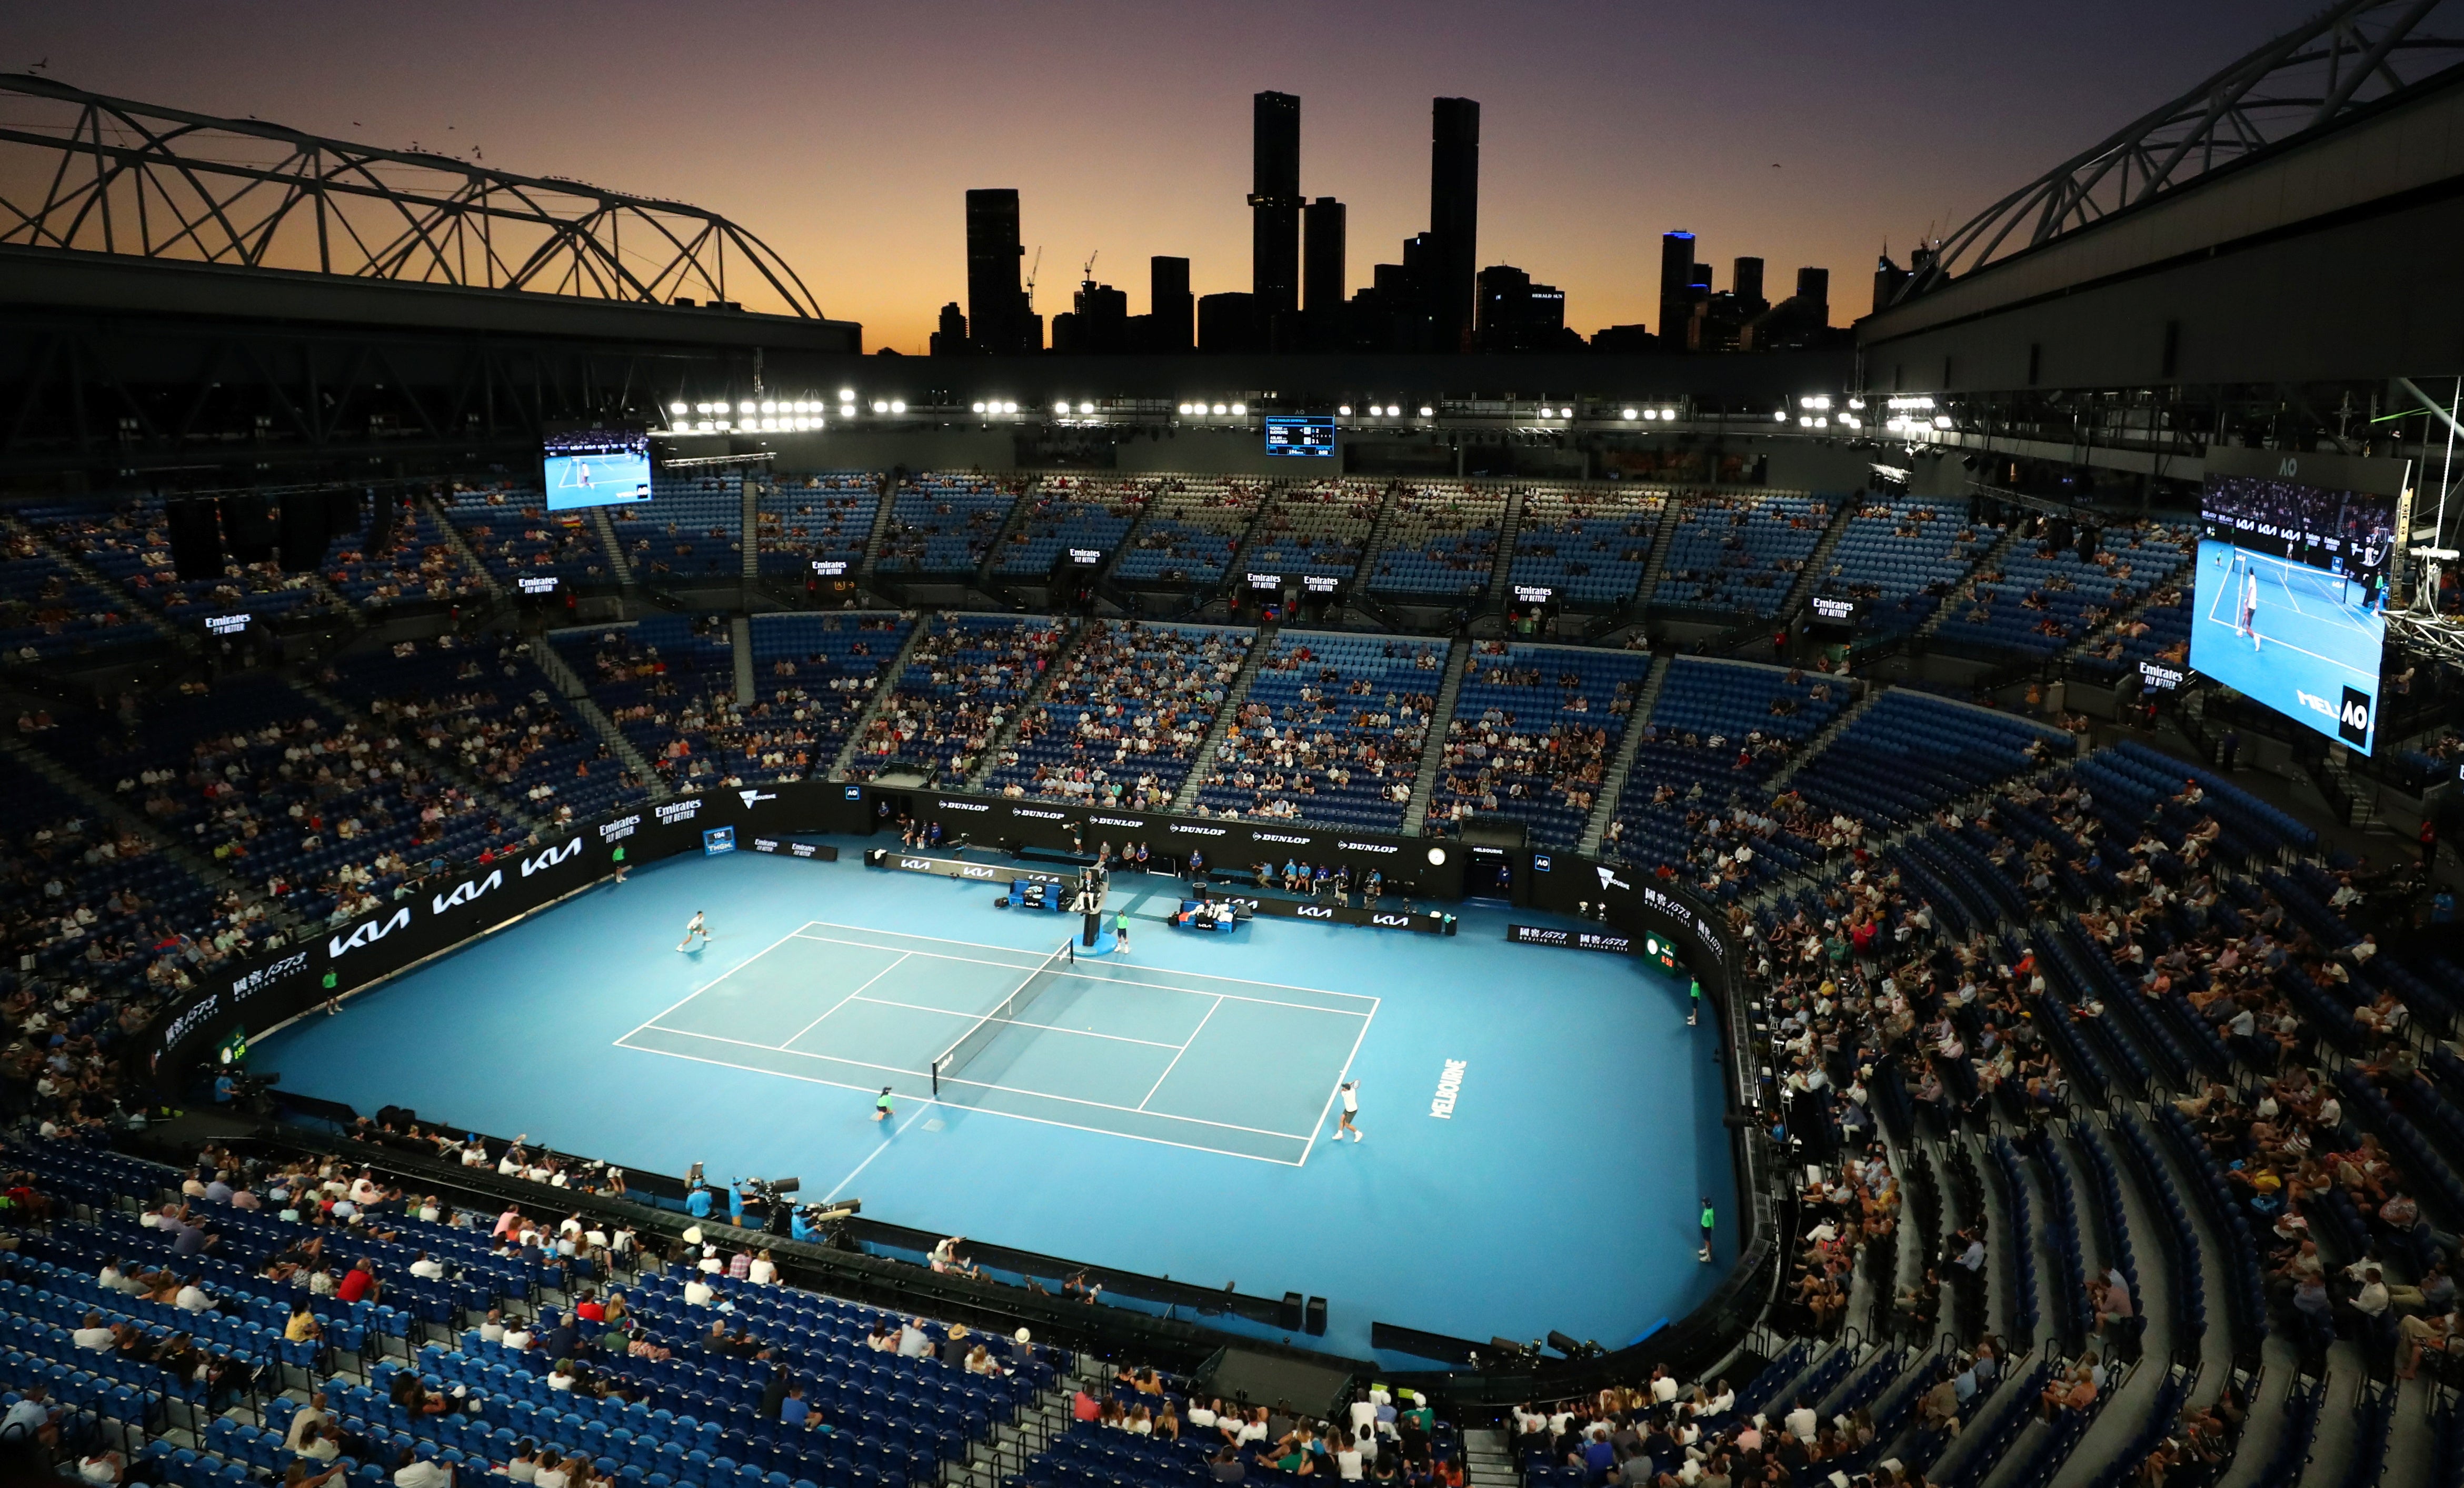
677;911;709;953
2242;567;2261;651
874;1086;894;1124
1339;1080;1363;1142
1699;1196;1716;1262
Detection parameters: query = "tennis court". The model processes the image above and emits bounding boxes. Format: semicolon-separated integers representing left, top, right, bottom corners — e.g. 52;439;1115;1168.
615;921;1375;1165
2190;537;2385;747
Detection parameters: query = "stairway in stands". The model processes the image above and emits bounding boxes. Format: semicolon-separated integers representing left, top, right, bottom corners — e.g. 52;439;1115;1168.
740;480;763;584
1169;624;1275;812
533;637;665;798
962;617;1090;790
1401;637;1472;834
1765;681;1880;790
854;472;900;594
1479;485;1529;613
1578;650;1668;854
590;506;635;588
1914;520;2028;642
825;620;932;780
1634;494;1687;608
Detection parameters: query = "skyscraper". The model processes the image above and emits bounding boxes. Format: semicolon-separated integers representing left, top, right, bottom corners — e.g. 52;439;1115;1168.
1250;92;1302;317
1150;256;1192;353
1427;98;1480;353
1304;197;1346;315
1732;257;1766;314
1794;267;1831;324
964;188;1033;354
1659;231;1696;349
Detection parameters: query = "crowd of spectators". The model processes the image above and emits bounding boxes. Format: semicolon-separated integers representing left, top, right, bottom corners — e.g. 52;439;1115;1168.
984;623;1249;808
847;614;1069;782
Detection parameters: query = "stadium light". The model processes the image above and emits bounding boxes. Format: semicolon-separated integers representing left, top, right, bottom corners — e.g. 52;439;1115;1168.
873;401;889;413
1210;402;1226;415
1847;398;1866;411
972;401;986;414
1419;405;1434;417
1338;404;1353;416
696;420;713;433
1231;402;1247;416
670;402;687;415
1002;401;1017;413
838;388;854;400
760;401;775;415
1774;410;1789;422
1933;415;1952;429
1387;404;1402;417
1660;406;1679;420
891;400;906;414
733;401;751;414
1621;408;1638;420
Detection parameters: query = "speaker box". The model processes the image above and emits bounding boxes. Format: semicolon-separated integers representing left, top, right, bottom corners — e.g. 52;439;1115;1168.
280;494;331;572
1279;1291;1304;1331
165;498;225;582
221;493;278;565
1303;1296;1326;1336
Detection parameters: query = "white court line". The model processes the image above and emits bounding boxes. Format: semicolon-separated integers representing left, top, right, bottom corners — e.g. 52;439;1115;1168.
626;1022;1317;1141
610;1036;1304;1166
792;918;1378;1000
847;994;1188;1050
824;1103;932;1202
613;924;816;1044
787;933;1370;1017
1135;995;1223;1111
776;952;913;1048
1298;994;1382;1169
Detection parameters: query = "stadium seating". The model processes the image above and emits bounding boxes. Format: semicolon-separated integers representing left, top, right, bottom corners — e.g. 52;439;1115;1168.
1787;690;2071;831
993;477;1152;576
555;616;747;789
1364;486;1508;600
1190;630;1443;830
1240;480;1382;584
1603;658;1845;887
1507;486;1667;607
0;530;161;662
756;473;881;578
876;475;1029;575
1110;480;1270;585
846;614;1070;780
1430;643;1650;848
437;487;621;590
26;496;341;625
1812;500;2001;638
981;622;1250;807
607;474;744;581
1649;493;1834;616
741;612;919;780
324;503;488;611
1930;522;2192;658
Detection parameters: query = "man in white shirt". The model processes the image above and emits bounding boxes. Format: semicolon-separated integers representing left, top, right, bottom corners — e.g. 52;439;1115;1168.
284;1394;330;1452
682;1276;716;1307
69;1314;114;1352
1783;1401;1818;1442
409;1253;446;1280
393;1449;448;1488
897;1321;931;1359
503;1320;535;1351
174;1280;213;1313
477;1310;506;1344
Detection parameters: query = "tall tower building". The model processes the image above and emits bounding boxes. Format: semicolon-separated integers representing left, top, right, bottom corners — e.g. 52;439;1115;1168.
1731;256;1767;315
1794;266;1831;324
1304;197;1346;314
964;188;1031;354
1150;256;1193;352
1427;97;1480;352
1250;92;1302;316
1658;231;1697;348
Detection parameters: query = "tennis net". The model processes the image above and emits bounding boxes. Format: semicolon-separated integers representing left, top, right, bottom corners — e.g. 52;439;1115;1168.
931;940;1075;1094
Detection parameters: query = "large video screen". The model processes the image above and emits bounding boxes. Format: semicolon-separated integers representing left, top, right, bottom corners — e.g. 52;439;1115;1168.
543;423;653;511
1263;415;1336;458
2189;473;2392;754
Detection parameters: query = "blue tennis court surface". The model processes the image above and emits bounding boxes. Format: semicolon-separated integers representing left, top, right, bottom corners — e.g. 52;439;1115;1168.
2190;537;2384;751
254;844;1729;1362
618;923;1371;1165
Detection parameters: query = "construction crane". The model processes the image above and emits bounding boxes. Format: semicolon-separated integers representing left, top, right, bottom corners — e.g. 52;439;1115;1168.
1023;247;1041;311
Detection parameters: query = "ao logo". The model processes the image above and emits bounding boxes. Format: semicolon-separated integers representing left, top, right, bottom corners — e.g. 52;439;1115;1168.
330;906;412;959
520;838;583;877
2343;696;2371;729
2278;457;2300;478
432;870;503;916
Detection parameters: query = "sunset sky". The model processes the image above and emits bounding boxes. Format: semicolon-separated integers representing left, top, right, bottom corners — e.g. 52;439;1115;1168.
15;1;2318;352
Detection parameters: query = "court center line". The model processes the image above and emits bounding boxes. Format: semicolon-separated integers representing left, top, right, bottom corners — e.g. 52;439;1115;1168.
824;1103;933;1203
1135;995;1223;1111
845;994;1189;1049
775;952;914;1048
627;1024;1318;1141
787;933;1371;1017
610;1036;1302;1166
613;923;816;1044
1298;994;1382;1169
793;918;1376;1000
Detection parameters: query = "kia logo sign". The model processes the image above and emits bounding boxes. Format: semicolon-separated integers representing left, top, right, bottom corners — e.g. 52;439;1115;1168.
520;838;584;876
1371;913;1410;926
962;865;994;879
330;905;412;959
1297;905;1333;918
431;868;503;916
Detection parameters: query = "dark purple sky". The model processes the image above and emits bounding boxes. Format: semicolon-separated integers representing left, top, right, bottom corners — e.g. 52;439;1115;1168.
15;1;2320;349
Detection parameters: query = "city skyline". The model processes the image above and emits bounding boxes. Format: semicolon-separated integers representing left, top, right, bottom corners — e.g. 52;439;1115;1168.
14;0;2328;353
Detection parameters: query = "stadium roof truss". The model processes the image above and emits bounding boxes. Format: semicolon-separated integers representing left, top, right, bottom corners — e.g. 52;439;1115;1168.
0;73;827;318
1892;0;2464;302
